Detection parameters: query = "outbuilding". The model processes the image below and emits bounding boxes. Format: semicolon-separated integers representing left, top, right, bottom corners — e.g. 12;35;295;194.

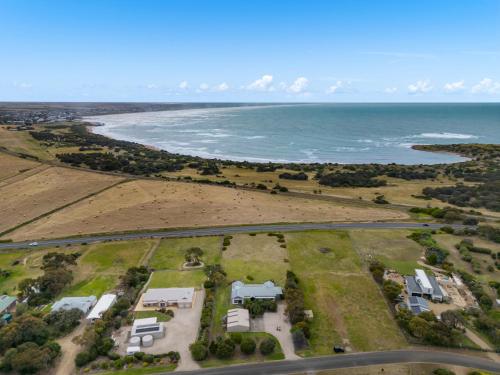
51;296;96;314
226;308;250;332
87;294;117;322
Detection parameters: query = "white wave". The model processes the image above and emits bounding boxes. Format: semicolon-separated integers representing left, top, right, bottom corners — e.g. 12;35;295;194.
412;132;479;139
242;135;266;139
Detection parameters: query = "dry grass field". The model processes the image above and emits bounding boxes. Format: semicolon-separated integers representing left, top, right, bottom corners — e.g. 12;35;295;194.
5;179;408;241
0;127;51;160
0;152;41;181
0;166;123;234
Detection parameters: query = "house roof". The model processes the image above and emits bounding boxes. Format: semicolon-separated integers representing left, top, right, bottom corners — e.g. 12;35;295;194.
0;295;16;313
405;276;422;295
133;317;157;327
51;296;96;313
87;294;116;320
415;269;432;290
408;296;429;309
143;288;194;304
428;276;443;298
227;308;250;328
231;281;282;301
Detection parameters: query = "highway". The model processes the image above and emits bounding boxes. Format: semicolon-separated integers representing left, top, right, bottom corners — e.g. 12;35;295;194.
174;350;500;374
0;222;467;250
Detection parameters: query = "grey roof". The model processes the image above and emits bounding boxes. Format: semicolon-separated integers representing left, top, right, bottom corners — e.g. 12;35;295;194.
0;295;16;313
408;296;429;309
428;276;443;298
405;276;422;295
51;296;96;313
410;305;425;315
143;288;194;304
231;281;282;301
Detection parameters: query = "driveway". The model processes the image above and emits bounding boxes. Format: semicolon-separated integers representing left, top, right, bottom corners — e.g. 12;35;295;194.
117;290;204;371
54;320;88;375
252;303;299;360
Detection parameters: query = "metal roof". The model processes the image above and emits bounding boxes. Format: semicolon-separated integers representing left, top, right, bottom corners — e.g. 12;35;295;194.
415;269;432;290
143;288;194;304
428;276;443;298
231;281;282;301
87;294;116;320
0;295;16;313
51;295;96;313
405;276;422;295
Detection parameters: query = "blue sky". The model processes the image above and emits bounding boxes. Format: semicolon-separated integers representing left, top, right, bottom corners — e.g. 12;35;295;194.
1;0;499;102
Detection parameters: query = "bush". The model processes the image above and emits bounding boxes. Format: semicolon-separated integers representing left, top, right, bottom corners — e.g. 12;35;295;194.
143;354;154;363
113;358;124;369
433;369;456;375
230;333;242;345
215;339;235;359
259;338;276;355
240;337;256;354
75;351;91;367
133;351;145;360
189;341;208;361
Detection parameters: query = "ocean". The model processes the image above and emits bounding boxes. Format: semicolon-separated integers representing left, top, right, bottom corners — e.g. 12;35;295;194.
86;103;500;165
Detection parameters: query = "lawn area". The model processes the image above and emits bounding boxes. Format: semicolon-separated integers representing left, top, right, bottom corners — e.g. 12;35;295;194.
149;236;222;270
211;284;231;337
349;229;423;275
286;230;406;354
201;332;284;368
80;240;154;273
62;275;118;298
133;310;172;322
148;269;205;289
222;233;290;284
102;364;176;375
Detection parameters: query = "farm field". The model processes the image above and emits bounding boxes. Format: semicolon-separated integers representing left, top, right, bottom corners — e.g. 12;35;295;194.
222;233;290;284
0;152;40;181
0;127;52;160
434;234;500;283
149;236;222;270
5;179;408;241
0;166;123;235
350;229;424;275
286;230;407;354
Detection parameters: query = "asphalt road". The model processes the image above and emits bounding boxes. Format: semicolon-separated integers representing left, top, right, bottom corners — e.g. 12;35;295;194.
0;222;467;250
176;350;500;374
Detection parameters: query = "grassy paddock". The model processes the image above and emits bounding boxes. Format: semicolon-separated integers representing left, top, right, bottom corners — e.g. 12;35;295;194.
349;229;423;275
286;230;406;355
133;310;172;322
149;236;222;270
62;275;118;298
148;269;205;289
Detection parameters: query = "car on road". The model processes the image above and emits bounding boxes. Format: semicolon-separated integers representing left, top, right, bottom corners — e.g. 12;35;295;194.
423;224;429;227
333;345;345;353
28;242;39;246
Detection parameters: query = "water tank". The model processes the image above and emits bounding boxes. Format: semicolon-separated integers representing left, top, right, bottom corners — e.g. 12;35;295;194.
142;334;154;347
129;336;141;346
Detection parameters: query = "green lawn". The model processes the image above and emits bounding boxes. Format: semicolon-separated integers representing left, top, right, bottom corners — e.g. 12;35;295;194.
349;229;423;275
148;269;205;288
133;310;172;322
62;275;118;298
211;285;231;337
286;230;406;355
102;364;176;375
222;234;290;284
80;240;153;272
201;332;284;368
149;236;222;270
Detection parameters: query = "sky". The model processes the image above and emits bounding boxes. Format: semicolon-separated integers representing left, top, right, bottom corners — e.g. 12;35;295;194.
1;0;499;102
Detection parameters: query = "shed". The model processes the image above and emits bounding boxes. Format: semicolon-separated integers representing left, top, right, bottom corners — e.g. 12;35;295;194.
87;294;117;322
226;308;250;332
0;295;17;314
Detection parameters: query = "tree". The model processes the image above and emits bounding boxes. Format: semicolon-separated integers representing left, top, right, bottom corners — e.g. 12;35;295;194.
240;337;256;355
382;280;402;302
215;339;235;359
189;341;208;361
0;315;49;352
44;308;83;336
368;260;385;284
3;341;60;374
408;317;431;338
440;310;464;329
259;338;276;355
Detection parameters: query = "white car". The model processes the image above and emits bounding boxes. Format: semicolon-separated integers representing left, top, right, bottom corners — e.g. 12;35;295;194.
28;242;39;246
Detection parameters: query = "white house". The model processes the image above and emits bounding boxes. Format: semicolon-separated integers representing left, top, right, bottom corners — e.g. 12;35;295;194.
226;308;250;332
231;281;282;304
142;288;194;308
87;294;117;322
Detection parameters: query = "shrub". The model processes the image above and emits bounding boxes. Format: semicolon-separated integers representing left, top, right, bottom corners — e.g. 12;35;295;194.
75;351;91;367
143;354;154;363
240;337;256;354
230;332;242;345
215;339;235;359
259;338;276;355
189;341;208;361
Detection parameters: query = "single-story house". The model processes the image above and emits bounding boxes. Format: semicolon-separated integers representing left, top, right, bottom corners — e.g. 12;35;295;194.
51;296;96;314
131;317;165;339
407;296;430;315
405;269;447;302
87;294;117;322
231;281;282;304
142;288;194;308
226;308;250;332
0;295;16;315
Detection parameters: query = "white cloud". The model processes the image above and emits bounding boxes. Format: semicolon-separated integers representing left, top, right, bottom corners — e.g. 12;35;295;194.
384;87;397;94
408;80;432;94
247;74;274;91
443;80;465;93
146;83;158;89
178;81;189;89
471;78;500;94
326;80;349;94
214;82;229;92
13;82;32;89
287;77;309;93
195;83;210;93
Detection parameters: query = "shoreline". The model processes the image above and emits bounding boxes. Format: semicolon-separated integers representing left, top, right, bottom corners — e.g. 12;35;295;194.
83;118;471;167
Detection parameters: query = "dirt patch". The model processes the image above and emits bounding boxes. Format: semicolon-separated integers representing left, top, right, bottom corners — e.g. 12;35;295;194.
6;179;408;241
